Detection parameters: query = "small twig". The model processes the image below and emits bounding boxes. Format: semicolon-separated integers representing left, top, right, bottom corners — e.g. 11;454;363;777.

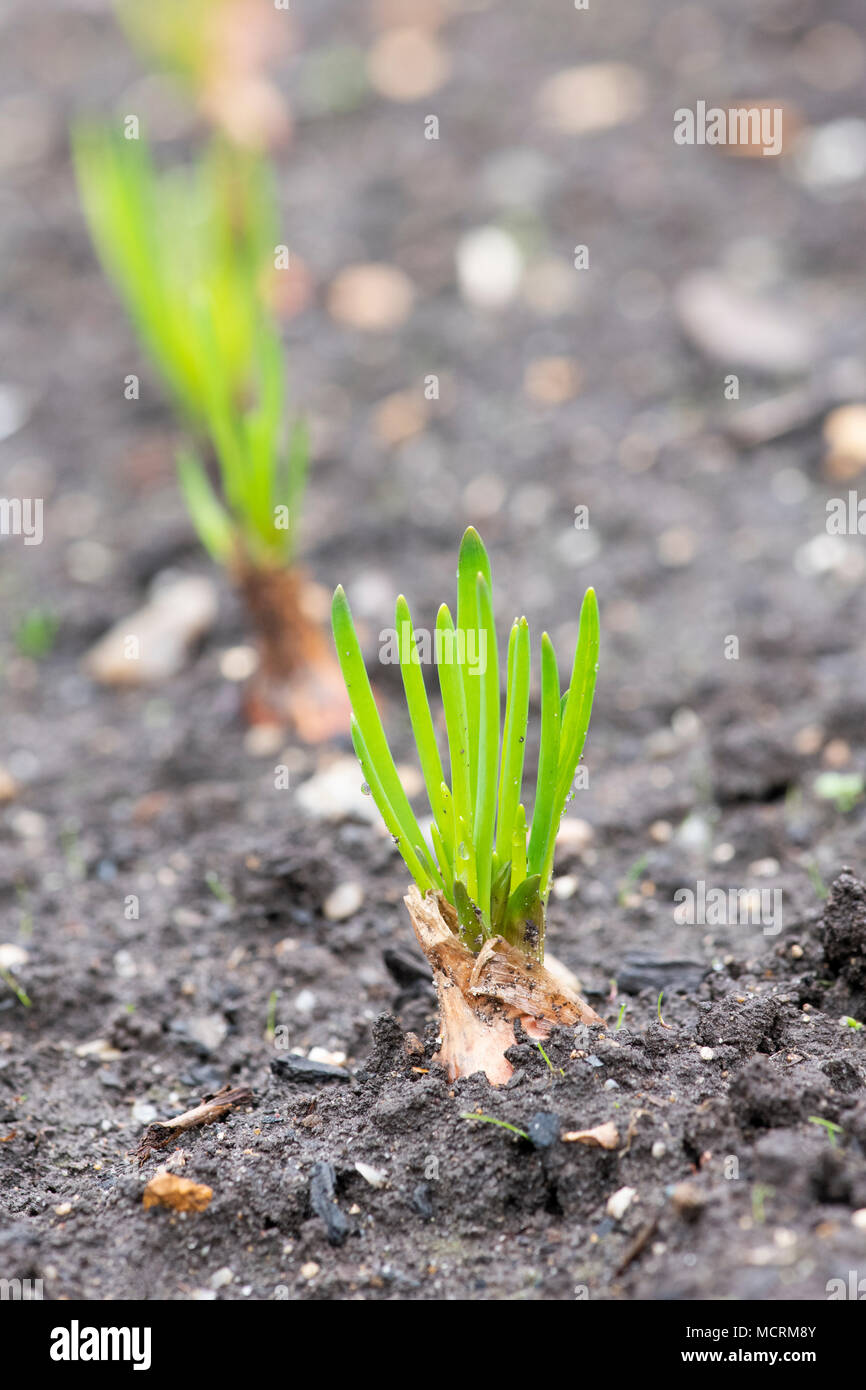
130;1083;254;1162
614;1217;659;1278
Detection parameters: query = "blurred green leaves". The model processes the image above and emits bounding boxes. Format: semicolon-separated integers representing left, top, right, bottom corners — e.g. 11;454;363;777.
72;126;308;570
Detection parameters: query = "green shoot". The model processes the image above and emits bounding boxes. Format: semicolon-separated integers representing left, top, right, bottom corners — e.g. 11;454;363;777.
751;1183;774;1225
460;1112;529;1140
333;527;599;961
618;852;649;905
266;989;279;1042
615;1001;627;1031
0;967;31;1009
657;990;670;1029
536;1041;565;1076
808;1116;843;1147
805;857;828;901
205;870;235;907
814;771;865;815
14;609;60;660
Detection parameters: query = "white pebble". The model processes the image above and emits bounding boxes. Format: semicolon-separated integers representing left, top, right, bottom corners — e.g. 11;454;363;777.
606;1186;637;1221
323;881;364;921
0;944;28;970
456;227;523;310
294;989;317;1016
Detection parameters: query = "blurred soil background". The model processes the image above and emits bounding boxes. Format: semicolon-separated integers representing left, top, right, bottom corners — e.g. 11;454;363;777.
1;0;866;1300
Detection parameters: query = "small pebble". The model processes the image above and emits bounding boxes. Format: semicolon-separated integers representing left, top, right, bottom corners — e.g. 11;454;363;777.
456;226;523;309
366;27;450;102
300;1262;320;1280
699;1046;715;1061
294;989;317;1017
652;1141;667;1160
537;63;646;135
209;1267;234;1290
748;858;780;878
308;1047;347;1067
323;881;364;922
552;874;579;901
85;575;217;686
555;818;594;852
823;738;851;769
671;1182;705;1220
220;646;258;682
606;1186;637;1221
327;263;414;332
0;944;28;970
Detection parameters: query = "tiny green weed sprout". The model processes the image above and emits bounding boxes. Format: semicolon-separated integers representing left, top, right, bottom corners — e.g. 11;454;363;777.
14;609;60;661
333;527;603;1083
0;966;31;1009
808;1116;843;1147
460;1112;529;1140
814;771;865;815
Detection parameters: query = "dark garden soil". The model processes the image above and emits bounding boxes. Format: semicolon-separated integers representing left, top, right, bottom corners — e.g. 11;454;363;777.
2;0;866;1301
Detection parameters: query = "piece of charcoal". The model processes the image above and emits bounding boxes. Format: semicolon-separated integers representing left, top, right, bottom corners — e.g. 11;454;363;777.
309;1161;351;1246
271;1056;352;1084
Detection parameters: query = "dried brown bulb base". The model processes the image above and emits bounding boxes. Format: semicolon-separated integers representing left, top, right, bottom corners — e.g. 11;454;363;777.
405;884;603;1085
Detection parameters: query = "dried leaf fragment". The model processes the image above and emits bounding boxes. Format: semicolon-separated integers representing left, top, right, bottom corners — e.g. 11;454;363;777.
561;1121;620;1150
143;1172;213;1213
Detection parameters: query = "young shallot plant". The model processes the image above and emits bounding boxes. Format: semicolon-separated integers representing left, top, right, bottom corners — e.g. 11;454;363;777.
72;128;346;738
332;527;603;1083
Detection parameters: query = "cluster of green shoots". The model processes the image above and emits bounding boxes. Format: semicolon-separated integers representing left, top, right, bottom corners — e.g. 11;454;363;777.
72;80;306;573
332;528;598;961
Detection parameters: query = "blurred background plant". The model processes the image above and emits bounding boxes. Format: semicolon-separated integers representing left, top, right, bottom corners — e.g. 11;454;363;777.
71;0;347;739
